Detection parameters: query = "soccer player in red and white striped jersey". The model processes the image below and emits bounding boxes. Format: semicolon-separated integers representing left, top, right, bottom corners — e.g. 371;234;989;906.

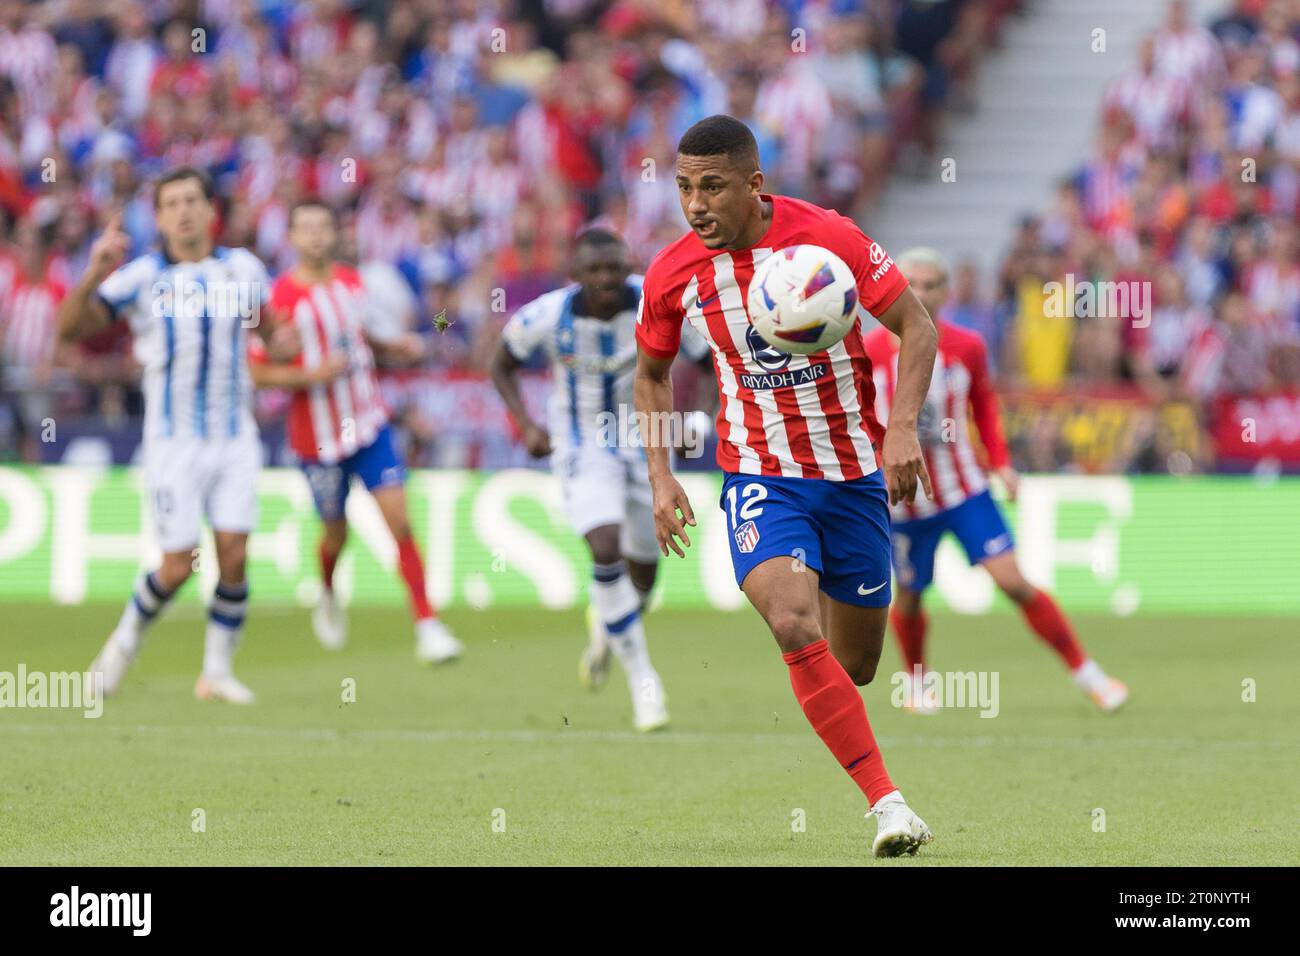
635;115;940;858
0;217;65;461
864;248;1127;714
250;199;461;665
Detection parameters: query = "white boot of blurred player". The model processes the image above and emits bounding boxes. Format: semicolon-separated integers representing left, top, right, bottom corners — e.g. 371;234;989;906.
1072;660;1129;712
591;561;668;732
89;570;178;695
415;617;463;664
312;587;347;650
195;581;255;705
901;668;940;715
868;790;934;857
630;670;669;733
578;604;611;690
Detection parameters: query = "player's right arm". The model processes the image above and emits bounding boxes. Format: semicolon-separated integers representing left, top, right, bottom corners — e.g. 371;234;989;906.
247;352;349;390
634;264;695;558
58;213;131;343
488;339;551;458
248;276;345;390
634;349;696;558
491;296;555;458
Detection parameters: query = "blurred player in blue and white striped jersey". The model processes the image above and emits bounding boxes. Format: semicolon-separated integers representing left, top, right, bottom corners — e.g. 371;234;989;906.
489;228;713;731
57;167;295;705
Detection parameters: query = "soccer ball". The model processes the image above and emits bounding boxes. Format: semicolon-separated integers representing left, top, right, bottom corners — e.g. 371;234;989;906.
746;245;859;355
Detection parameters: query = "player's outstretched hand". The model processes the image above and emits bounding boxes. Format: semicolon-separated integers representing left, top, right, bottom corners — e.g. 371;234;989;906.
523;423;552;458
651;473;696;558
87;213;131;281
881;425;933;507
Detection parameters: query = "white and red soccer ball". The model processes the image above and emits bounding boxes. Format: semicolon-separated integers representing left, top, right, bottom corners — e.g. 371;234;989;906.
746;244;859;355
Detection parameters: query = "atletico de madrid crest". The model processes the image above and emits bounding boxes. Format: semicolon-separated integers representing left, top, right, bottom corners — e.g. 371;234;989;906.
734;519;760;554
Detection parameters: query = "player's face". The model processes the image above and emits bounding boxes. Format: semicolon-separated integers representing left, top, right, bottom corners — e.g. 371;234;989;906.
289;207;338;266
675;153;763;250
572;243;630;316
901;262;949;317
155;178;214;252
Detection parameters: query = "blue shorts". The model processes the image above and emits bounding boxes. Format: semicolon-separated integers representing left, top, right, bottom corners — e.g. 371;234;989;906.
891;490;1014;592
301;425;406;522
720;470;893;608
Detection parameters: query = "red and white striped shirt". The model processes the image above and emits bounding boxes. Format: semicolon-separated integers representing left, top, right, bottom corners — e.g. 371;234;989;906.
256;264;389;464
863;320;1010;521
637;195;904;480
1;268;64;369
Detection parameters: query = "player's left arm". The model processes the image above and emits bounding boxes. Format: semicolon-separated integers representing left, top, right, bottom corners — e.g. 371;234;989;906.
874;286;938;506
964;333;1017;499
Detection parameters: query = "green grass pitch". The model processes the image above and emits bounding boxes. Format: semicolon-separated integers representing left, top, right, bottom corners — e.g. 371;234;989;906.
1;602;1295;865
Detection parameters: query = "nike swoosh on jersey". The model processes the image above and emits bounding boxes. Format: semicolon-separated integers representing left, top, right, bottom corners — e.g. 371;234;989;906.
857;581;887;595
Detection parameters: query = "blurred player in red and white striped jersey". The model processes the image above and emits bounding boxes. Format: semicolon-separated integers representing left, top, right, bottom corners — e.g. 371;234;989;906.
250;199;461;665
0;217;65;460
863;248;1128;714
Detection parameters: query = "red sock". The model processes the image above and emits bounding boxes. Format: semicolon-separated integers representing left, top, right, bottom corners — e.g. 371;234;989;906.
783;640;895;806
1021;589;1086;670
396;535;435;622
319;540;339;592
890;607;928;674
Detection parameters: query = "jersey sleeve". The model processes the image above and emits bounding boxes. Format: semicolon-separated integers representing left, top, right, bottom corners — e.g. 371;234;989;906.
235;248;273;306
500;294;554;363
635;254;684;360
95;257;148;322
963;332;1011;469
827;215;909;319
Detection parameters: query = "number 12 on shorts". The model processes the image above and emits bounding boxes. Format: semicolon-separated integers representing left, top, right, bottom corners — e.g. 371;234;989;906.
726;482;767;554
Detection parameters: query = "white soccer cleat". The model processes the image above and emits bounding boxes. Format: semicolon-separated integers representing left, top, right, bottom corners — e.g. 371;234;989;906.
194;673;256;705
1073;661;1129;713
869;793;934;858
312;589;347;650
416;618;463;664
88;637;134;697
578;605;611;690
901;673;940;715
631;672;670;732
1087;677;1129;713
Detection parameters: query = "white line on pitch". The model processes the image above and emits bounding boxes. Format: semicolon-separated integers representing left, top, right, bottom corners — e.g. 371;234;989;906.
0;721;1292;752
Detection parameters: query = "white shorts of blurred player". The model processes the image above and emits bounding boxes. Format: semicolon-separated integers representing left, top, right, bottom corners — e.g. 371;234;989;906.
142;432;262;553
553;443;659;564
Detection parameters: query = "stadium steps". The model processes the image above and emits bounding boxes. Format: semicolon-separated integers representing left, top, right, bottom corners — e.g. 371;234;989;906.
864;0;1225;276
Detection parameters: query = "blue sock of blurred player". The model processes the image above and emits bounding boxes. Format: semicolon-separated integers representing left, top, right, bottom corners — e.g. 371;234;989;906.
204;580;248;678
591;561;651;680
591;560;667;729
109;570;177;657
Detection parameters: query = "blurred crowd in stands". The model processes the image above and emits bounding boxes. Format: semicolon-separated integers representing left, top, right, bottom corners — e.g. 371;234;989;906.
0;0;1295;473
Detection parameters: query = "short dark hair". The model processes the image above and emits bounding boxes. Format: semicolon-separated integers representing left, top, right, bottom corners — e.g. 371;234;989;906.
677;115;760;170
289;198;336;228
574;226;625;251
153;166;214;208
